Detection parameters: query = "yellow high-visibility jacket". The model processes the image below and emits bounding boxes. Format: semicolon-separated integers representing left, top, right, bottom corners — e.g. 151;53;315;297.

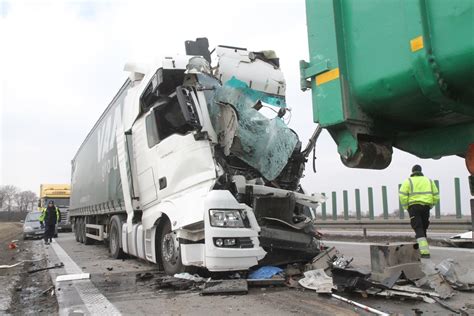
39;207;60;223
399;175;439;209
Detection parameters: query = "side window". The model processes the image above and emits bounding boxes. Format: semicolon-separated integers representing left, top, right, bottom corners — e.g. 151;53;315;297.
145;88;202;149
145;111;159;148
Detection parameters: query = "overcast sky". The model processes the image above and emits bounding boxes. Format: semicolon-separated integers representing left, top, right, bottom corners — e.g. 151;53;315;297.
0;0;471;215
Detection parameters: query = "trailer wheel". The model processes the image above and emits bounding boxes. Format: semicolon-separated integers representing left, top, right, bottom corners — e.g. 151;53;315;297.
74;218;80;242
159;219;194;275
79;218;85;244
109;216;125;259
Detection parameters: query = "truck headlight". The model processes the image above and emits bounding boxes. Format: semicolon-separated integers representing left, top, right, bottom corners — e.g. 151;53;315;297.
209;210;245;228
24;226;33;232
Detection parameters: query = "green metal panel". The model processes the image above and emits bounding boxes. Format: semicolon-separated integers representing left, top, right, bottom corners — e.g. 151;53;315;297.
398;184;405;219
382;186;389;219
332;191;338;220
454;177;462;218
321;193;327;220
302;0;474;168
343;190;349;220
355;189;361;220
434;180;441;218
368;187;374;220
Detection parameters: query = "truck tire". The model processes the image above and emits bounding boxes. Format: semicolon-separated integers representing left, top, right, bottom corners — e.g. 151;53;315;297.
109;216;125;259
159;219;195;275
74;218;80;242
79;218;85;244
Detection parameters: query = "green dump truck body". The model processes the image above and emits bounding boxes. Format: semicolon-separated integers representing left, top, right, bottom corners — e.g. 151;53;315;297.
301;0;474;169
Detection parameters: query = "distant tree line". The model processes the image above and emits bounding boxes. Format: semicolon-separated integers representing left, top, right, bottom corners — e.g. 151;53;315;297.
0;185;38;212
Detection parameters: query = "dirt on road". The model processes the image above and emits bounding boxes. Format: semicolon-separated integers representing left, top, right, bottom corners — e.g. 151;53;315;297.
0;222;58;315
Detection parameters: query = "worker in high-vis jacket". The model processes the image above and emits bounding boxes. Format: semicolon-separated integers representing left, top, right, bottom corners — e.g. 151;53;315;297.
39;200;60;245
399;165;439;258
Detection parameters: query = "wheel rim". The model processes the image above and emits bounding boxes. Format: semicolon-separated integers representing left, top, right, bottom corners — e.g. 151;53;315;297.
161;232;178;265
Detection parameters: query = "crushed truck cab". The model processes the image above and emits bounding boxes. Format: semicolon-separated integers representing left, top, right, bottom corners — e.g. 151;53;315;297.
69;38;325;274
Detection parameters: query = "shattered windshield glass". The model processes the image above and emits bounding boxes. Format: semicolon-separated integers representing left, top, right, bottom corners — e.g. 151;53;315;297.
197;74;298;181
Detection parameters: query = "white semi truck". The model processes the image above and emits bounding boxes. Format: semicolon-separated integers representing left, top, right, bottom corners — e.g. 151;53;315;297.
70;38;325;274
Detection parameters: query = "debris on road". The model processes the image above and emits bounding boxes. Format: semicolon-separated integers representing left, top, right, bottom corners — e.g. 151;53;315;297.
28;262;64;274
248;266;283;279
445;231;474;248
369;243;424;283
298;269;333;293
56;273;90;282
8;241;17;250
436;258;474;291
247;277;286;287
174;272;207;282
201;279;248;296
331;293;389;316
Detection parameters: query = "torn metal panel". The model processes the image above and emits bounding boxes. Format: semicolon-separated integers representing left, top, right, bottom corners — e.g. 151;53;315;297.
375;290;436;303
306;246;338;276
298;269;334;293
415;272;455;299
370;243;424;282
201;279;248;295
332;267;373;292
436;258;474;291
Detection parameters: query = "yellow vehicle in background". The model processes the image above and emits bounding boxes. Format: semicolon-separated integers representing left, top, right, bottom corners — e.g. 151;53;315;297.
39;184;72;231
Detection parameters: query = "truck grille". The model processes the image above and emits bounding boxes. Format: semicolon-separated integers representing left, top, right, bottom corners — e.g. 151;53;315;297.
60;212;68;222
239;237;253;248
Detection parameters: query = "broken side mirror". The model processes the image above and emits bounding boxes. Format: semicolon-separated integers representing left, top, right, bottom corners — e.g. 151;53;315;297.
176;86;202;130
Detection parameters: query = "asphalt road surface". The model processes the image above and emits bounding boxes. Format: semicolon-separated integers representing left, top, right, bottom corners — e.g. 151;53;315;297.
5;230;474;315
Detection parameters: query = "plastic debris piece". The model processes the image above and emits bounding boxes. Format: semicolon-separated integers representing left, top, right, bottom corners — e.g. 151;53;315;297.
56;273;90;282
298;269;333;293
415;272;454;299
248;266;283;280
8;242;17;249
173;272;206;282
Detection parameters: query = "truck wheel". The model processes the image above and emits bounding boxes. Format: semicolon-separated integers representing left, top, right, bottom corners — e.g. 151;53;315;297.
74;219;80;242
159;219;194;275
109;216;125;259
79;218;85;244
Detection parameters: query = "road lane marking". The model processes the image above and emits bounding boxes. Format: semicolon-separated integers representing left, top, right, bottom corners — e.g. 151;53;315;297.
324;240;474;253
49;241;122;316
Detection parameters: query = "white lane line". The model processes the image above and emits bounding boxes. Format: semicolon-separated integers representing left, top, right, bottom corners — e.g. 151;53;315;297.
324;240;474;252
50;241;122;316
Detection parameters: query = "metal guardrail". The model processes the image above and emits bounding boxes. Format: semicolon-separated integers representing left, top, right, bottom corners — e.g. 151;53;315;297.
316;219;473;231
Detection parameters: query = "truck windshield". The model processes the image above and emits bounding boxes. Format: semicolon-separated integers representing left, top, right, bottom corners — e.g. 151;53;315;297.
26;212;42;222
45;198;70;207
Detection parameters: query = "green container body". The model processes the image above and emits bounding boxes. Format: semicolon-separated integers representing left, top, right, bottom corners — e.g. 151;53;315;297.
301;0;474;168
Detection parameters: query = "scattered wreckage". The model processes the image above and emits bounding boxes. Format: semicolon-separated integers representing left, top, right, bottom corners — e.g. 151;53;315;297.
138;241;474;315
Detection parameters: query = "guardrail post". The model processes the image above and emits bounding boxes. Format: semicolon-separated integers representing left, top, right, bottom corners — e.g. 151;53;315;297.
321;193;327;220
398;184;404;219
454;177;462;218
434;180;441;219
368;187;374;220
355;189;361;220
332;191;337;220
382;186;388;219
343;190;349;220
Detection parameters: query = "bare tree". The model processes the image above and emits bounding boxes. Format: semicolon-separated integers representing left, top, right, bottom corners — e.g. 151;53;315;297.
14;190;37;211
24;191;38;211
1;185;19;211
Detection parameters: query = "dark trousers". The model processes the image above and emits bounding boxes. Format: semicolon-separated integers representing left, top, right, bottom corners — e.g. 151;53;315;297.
408;204;430;238
44;224;55;242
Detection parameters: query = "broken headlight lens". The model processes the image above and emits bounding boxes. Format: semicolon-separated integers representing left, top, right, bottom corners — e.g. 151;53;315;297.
209;210;245;228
